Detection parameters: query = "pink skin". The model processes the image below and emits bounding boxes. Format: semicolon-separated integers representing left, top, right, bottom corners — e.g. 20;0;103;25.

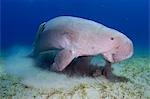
32;16;133;77
102;34;133;78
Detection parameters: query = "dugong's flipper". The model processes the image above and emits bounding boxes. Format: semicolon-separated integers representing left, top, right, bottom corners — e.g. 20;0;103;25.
51;49;75;71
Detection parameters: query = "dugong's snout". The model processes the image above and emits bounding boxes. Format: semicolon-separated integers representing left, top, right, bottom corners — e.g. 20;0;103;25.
113;39;133;63
102;36;134;63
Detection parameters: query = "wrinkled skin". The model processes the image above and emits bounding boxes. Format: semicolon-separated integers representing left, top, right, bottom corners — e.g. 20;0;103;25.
32;16;133;78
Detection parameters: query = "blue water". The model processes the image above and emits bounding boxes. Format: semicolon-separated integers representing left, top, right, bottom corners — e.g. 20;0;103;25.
1;0;149;55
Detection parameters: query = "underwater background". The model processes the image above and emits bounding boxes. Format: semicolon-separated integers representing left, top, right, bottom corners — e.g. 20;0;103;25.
0;0;150;99
1;0;149;56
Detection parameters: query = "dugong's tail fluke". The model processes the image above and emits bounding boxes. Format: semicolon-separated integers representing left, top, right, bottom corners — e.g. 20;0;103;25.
33;22;46;47
31;22;47;57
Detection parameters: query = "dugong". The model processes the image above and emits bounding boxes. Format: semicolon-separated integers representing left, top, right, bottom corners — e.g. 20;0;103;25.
32;16;133;77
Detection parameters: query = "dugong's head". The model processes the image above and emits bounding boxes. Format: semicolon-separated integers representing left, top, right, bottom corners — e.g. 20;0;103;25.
102;30;133;63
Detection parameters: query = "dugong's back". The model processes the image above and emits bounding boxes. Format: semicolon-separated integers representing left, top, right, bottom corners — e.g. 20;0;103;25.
44;16;104;33
33;16;105;55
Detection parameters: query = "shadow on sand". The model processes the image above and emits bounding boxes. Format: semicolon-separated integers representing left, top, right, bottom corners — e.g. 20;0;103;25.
33;53;130;83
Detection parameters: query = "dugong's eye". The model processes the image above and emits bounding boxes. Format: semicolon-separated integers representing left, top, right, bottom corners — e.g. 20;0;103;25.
110;37;114;40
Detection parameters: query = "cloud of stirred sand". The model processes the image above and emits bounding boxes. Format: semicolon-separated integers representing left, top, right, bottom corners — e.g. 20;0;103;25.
4;46;111;90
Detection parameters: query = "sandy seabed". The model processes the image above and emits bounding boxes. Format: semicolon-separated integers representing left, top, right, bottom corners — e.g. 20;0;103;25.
0;47;150;99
